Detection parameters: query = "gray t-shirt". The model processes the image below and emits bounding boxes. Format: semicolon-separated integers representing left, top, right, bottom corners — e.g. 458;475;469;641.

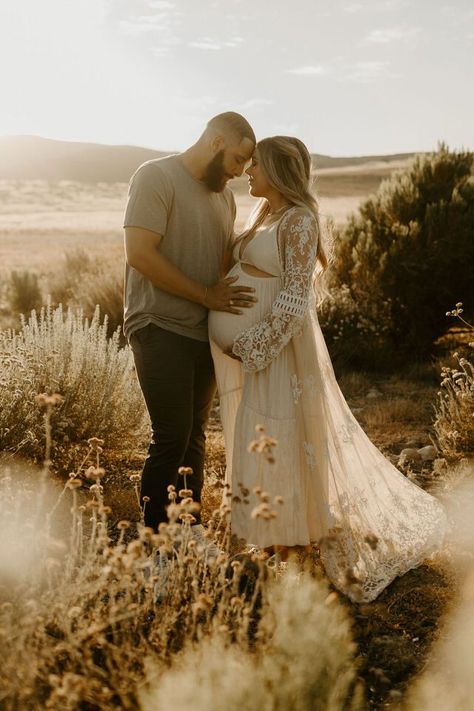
123;155;236;342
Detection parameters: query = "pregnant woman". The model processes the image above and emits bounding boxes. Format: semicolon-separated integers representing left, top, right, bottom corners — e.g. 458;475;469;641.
208;136;447;602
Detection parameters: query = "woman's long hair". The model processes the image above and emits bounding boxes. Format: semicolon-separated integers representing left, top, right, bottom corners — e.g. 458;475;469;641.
241;136;329;272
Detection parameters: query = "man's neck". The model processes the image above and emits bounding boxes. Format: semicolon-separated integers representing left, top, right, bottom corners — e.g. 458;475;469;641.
179;145;206;180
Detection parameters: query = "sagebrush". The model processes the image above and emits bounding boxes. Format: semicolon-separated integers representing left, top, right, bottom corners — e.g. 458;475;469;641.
332;145;474;364
0;302;145;461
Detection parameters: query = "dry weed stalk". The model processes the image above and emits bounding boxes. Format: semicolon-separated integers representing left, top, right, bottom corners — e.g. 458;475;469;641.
0;399;266;709
434;303;474;457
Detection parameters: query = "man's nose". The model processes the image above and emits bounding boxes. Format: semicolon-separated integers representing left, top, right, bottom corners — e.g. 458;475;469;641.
234;165;244;178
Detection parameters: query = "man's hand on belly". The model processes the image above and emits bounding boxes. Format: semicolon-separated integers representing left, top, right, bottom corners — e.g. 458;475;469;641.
205;275;257;314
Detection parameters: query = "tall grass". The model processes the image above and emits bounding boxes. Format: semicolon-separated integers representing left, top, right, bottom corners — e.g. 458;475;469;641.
141;571;362;711
9;269;42;314
49;247;124;337
0;395;362;709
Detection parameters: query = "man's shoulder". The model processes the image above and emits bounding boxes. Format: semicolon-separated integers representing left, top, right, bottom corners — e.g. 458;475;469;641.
130;155;179;183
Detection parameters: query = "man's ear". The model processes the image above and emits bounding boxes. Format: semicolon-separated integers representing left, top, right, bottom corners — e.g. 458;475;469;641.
210;134;225;154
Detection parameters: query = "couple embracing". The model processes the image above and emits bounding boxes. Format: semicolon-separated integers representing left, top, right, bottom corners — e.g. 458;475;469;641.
123;112;447;603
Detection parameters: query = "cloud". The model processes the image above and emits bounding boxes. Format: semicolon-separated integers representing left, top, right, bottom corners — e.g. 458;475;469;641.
286;65;328;76
188;36;245;50
364;26;420;43
147;0;175;7
119;15;169;35
188;39;222;50
342;60;397;82
224;36;245;47
344;0;406;12
118;8;183;55
285;57;397;84
238;98;274;110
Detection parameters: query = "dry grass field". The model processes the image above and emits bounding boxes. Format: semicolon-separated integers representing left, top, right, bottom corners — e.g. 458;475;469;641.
1;154;473;710
0;157;412;272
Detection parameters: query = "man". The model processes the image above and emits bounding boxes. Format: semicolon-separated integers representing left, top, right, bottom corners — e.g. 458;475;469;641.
123;112;256;557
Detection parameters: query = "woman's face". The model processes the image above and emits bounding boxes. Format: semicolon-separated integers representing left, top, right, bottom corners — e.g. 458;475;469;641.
245;152;272;198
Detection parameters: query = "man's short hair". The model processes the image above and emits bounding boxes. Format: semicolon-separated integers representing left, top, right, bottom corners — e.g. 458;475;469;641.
207;112;256;146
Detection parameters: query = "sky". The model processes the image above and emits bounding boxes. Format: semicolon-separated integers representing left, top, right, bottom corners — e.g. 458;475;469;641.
0;0;473;156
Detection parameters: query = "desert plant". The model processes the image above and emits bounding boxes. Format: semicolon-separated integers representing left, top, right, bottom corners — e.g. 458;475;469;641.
49;248;124;338
318;283;393;370
141;570;361;711
434;350;474;458
433;304;474;458
48;247;95;305
0;401;263;711
72;263;124;337
0;302;145;460
332;145;474;362
9;269;42;314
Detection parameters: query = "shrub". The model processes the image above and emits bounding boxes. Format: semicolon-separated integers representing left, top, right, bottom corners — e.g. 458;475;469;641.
72;264;124;337
0;302;145;461
0;453;262;710
142;570;361;711
318;283;393;370
49;248;124;338
332;145;474;362
434;347;474;458
48;247;94;306
9;269;42;314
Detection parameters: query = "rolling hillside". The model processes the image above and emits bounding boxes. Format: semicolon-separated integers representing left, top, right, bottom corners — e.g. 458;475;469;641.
0;134;418;183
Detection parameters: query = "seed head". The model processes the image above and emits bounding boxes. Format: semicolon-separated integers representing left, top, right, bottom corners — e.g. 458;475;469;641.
178;466;193;476
178;489;193;498
67;479;82;489
35;392;64;408
87;437;105;448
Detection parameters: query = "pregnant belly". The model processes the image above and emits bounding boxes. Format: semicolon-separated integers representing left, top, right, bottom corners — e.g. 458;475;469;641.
208;263;280;351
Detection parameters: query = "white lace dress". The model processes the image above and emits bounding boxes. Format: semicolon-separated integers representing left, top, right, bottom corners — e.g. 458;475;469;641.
208;206;447;603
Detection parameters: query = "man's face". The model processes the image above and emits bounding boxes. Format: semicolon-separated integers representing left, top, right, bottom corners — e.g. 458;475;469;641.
202;137;254;192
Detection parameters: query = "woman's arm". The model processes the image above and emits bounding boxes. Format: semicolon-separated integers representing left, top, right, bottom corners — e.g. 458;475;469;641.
231;208;319;372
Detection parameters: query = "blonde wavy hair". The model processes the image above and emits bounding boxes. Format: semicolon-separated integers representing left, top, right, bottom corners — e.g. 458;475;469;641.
241;136;328;271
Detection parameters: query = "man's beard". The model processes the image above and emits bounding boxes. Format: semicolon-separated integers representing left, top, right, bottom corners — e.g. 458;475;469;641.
202;150;228;192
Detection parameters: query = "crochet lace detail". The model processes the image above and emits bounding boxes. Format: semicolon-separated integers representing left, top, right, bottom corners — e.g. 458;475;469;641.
232;207;318;372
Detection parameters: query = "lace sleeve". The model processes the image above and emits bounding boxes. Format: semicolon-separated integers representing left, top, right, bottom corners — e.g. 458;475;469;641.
232;208;319;372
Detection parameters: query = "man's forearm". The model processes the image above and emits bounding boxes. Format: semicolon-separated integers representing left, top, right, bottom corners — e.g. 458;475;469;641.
129;249;206;304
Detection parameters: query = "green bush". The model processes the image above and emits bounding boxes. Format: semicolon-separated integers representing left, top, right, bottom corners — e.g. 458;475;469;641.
0;303;145;461
318;283;393;370
333;145;474;363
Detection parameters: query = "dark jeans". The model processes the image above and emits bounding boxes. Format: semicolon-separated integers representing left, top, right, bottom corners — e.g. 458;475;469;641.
130;324;216;530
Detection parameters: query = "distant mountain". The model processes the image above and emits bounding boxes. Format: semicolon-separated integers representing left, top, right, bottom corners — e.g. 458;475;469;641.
0;135;417;182
0;135;169;182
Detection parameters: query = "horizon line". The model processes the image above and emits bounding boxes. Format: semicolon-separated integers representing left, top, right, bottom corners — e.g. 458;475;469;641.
0;132;435;161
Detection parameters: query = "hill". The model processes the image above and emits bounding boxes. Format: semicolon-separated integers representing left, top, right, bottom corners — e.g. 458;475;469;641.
0;135;418;183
